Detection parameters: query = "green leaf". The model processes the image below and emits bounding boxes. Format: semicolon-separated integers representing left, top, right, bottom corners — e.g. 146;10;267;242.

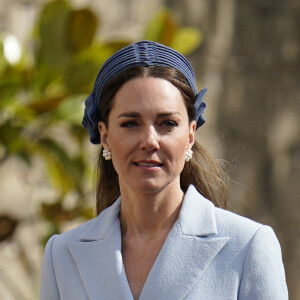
67;8;98;52
65;58;100;93
27;94;68;115
36;138;86;193
0;123;33;165
65;41;132;93
103;41;132;54
0;69;25;101
170;27;203;55
0;123;23;147
32;64;64;92
35;0;72;71
52;95;84;125
39;144;74;193
143;9;177;45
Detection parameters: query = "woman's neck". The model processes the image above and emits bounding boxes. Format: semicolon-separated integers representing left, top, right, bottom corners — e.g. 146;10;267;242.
119;184;184;240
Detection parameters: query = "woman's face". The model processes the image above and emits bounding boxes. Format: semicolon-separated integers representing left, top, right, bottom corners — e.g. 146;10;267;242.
98;77;196;194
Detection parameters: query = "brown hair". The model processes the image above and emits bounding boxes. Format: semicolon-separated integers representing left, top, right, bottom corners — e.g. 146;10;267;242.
95;66;228;214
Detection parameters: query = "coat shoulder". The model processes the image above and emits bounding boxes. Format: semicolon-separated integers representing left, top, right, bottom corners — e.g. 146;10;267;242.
214;205;271;245
215;207;264;236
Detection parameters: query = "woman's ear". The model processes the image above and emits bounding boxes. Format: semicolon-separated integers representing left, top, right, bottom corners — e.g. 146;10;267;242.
188;120;196;147
98;121;110;149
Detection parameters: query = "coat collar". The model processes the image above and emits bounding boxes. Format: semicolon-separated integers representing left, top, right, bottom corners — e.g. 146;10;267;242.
67;185;229;300
80;185;218;241
79;196;121;241
178;185;218;236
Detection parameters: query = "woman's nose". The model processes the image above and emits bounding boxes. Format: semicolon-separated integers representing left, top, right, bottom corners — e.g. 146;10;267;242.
140;126;159;151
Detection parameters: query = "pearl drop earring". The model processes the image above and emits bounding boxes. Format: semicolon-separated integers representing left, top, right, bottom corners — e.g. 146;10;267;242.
185;149;193;162
103;149;112;160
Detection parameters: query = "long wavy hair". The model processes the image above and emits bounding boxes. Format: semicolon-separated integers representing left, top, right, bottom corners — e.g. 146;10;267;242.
95;66;229;214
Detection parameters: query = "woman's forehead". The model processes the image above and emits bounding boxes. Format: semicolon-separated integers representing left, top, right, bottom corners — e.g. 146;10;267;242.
110;77;186;115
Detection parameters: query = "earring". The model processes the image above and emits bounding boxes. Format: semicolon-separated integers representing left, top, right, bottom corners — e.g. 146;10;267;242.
103;149;112;160
185;149;193;162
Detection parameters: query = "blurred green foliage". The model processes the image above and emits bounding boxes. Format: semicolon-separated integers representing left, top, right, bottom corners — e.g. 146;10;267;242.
144;8;202;55
0;0;202;243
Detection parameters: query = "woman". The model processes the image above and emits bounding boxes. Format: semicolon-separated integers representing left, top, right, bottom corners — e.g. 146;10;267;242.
40;41;288;299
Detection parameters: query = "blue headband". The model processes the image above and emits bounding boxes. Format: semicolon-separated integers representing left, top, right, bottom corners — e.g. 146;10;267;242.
82;40;207;144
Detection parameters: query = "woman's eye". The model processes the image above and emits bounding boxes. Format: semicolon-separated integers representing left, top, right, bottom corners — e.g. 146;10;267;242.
120;121;139;128
161;120;178;127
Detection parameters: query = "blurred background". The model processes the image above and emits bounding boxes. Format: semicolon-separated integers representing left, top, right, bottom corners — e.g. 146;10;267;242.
0;0;299;299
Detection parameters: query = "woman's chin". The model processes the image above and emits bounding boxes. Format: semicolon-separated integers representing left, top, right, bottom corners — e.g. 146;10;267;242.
130;178;177;195
135;181;163;193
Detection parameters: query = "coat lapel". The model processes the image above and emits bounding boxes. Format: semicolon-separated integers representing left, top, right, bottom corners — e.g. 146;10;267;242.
139;186;229;300
67;198;133;300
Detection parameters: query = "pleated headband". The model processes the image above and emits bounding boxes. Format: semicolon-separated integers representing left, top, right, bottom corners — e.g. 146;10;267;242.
82;40;207;144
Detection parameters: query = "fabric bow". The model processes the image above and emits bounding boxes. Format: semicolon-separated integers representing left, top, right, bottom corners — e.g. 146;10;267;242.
194;88;207;129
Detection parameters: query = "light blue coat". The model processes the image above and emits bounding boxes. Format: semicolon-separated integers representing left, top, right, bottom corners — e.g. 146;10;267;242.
40;185;288;299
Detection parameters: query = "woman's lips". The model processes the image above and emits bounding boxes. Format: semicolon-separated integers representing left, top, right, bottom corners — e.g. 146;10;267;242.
134;160;163;169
